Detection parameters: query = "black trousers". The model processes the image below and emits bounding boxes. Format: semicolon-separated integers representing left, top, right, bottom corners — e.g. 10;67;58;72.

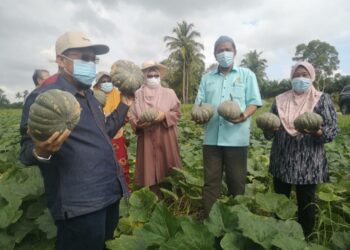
203;145;248;217
273;177;317;237
55;201;120;250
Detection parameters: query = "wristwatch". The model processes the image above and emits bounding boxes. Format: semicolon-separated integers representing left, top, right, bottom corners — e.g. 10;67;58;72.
33;148;52;162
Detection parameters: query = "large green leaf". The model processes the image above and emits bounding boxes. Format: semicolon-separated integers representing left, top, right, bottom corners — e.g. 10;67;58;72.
129;188;157;223
255;192;297;219
237;208;304;249
160;217;215;250
0;197;23;229
0;230;16;250
9;216;37;243
204;202;243;237
329;231;350;250
220;232;262;250
271;234;307;250
35;209;56;239
133;203;180;247
318;191;344;202
106;234;146;250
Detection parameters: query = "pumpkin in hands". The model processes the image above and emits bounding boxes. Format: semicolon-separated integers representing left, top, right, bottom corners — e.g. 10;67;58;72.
217;94;241;122
294;112;323;133
139;108;158;123
28;89;81;141
110;60;143;97
256;113;281;131
191;102;214;124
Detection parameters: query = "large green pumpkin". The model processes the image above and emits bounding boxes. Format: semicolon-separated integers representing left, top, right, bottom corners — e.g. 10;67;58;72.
256;113;281;131
93;89;107;107
191;102;214;123
217;95;241;121
110;60;143;96
28;89;81;141
294;112;323;132
139;108;158;123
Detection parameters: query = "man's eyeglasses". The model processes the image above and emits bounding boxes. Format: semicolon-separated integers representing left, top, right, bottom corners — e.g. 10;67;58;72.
146;74;160;79
63;52;100;64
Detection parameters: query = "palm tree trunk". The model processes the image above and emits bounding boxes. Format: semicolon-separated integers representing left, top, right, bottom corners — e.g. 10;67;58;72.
182;61;186;103
186;66;190;104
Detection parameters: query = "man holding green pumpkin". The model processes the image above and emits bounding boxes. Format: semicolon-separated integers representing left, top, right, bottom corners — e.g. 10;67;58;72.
20;32;132;250
194;35;262;217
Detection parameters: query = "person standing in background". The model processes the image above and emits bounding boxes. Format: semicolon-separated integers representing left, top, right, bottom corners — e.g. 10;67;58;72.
94;71;131;191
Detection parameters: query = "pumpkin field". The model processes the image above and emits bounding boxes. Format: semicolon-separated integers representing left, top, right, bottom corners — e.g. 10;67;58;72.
0;103;350;250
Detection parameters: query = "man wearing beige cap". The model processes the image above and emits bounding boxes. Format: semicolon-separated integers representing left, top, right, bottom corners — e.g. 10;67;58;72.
19;32;132;250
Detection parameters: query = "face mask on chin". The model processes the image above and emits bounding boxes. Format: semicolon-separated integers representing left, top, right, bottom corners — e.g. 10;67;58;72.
62;55;96;89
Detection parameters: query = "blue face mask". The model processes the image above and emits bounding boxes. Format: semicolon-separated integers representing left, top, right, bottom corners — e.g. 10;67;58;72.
100;82;113;93
291;77;312;93
63;56;96;89
216;51;234;68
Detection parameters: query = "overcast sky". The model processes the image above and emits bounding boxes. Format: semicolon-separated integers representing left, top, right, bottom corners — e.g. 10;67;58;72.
1;0;349;102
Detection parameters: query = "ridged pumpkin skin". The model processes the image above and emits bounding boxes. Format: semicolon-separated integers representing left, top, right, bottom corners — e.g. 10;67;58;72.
139;108;158;123
28;89;81;141
93;89;107;106
191;103;214;123
294;112;323;132
217;99;241;121
256;113;281;130
110;60;143;96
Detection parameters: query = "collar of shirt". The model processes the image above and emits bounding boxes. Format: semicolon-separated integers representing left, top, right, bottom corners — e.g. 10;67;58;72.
56;74;95;98
214;65;239;75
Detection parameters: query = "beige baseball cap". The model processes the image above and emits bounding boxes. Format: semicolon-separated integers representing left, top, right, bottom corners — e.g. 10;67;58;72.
55;31;109;55
141;60;167;77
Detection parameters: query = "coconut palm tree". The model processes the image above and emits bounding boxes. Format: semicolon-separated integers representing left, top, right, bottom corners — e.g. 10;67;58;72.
240;50;268;89
164;21;205;103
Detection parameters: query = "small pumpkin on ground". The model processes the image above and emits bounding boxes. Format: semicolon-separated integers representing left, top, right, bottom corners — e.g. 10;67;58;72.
294;112;323;132
28;89;81;141
217;94;241;121
93;89;107;107
256;113;281;131
110;60;143;96
191;102;214;123
139;108;158;123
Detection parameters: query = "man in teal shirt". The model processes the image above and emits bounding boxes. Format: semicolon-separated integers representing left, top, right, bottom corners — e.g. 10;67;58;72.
195;35;262;216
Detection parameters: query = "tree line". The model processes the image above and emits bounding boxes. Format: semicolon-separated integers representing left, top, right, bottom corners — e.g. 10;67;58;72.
1;21;349;108
162;21;349;103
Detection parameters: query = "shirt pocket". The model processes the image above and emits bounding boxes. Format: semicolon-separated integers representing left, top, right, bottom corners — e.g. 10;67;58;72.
205;81;218;100
231;85;245;101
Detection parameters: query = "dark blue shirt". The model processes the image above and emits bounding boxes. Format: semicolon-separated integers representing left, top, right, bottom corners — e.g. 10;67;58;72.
20;75;129;220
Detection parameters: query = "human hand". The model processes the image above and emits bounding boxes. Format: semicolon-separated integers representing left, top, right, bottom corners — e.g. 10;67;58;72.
137;121;152;129
28;129;71;158
230;112;248;124
154;111;165;123
121;95;134;107
302;128;323;137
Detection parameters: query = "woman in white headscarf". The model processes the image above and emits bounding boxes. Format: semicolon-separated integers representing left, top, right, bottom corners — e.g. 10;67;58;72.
263;61;338;238
129;60;182;198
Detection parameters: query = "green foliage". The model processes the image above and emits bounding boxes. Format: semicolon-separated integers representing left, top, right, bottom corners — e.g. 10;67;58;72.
293;39;340;91
164;20;205;104
240;50;268;90
0;109;55;250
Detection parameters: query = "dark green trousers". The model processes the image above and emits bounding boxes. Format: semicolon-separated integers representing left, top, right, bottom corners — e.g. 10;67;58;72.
203;145;248;217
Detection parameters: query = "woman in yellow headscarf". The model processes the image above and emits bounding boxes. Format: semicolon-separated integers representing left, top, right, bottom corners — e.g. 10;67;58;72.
94;71;131;191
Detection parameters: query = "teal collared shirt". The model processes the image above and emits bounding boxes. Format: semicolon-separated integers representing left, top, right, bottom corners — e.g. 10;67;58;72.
195;66;262;146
